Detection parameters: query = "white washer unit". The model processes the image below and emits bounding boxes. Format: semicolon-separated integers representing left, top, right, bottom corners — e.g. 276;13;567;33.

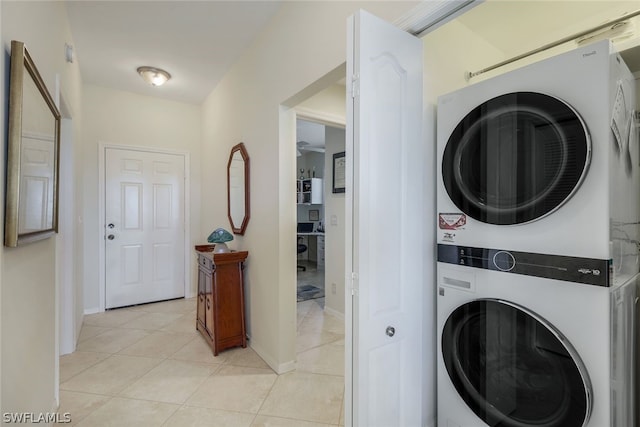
437;40;639;287
436;253;637;427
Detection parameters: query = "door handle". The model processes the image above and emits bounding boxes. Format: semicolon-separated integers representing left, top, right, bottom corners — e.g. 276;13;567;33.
107;234;115;240
386;326;395;337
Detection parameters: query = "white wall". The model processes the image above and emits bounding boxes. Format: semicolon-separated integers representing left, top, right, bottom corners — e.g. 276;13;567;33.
1;0;83;416
297;83;347;119
422;19;505;104
81;85;202;312
200;1;417;372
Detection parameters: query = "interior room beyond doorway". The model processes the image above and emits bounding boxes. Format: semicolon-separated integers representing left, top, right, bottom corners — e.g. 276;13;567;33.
294;116;346;316
296;118;341;305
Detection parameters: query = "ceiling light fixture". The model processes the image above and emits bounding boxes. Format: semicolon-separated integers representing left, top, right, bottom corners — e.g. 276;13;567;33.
137;66;171;87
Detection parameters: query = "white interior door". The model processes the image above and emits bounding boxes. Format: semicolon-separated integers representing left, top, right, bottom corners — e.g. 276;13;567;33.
19;133;55;233
346;9;426;427
105;147;185;309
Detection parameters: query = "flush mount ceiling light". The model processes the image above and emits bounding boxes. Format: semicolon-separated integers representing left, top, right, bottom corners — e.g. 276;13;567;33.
137;66;171;87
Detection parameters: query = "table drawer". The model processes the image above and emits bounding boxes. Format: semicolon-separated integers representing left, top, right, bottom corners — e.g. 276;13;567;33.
198;253;214;271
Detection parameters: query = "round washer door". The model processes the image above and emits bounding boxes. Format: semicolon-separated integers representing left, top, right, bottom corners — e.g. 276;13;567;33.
441;299;591;427
442;92;590;225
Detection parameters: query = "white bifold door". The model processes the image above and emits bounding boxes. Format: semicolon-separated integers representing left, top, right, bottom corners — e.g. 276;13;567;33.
346;9;428;427
105;147;185;309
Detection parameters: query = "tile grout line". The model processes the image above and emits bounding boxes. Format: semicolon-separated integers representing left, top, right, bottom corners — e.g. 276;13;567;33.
76;307;197;425
63;298;345;426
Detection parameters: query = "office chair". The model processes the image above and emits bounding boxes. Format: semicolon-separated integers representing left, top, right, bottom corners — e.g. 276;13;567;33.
297;237;307;271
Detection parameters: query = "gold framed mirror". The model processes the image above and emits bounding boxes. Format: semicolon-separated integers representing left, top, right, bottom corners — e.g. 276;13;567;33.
227;142;250;235
5;40;61;247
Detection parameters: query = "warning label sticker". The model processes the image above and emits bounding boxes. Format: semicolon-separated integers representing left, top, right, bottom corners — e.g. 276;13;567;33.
438;213;466;230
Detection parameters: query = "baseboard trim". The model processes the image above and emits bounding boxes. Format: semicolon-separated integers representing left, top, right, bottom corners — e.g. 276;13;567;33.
249;338;296;374
83;307;101;315
324;306;345;319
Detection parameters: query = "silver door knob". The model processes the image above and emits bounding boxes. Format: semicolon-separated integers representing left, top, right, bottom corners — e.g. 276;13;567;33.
107;234;115;240
385;326;395;337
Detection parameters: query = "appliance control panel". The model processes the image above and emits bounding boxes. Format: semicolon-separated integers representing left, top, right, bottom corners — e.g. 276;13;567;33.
438;244;609;287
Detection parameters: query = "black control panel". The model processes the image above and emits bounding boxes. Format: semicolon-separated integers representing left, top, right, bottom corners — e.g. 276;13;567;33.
437;244;610;287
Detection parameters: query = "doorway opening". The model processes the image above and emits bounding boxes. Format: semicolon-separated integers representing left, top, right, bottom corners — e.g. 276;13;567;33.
281;64;347;382
296;118;326;304
295;118;347;308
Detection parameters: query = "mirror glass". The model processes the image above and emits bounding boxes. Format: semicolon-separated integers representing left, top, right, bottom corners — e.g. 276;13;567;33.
5;40;61;247
227;143;250;235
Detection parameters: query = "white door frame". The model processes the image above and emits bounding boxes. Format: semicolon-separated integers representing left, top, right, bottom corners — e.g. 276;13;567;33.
58;116;75;355
98;143;191;311
55;84;75;408
295;107;346;130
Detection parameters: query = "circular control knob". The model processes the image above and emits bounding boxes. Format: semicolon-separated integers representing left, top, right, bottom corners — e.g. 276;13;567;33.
493;251;516;272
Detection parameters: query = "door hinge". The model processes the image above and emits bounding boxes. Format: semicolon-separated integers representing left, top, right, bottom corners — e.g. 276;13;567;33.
351;74;360;99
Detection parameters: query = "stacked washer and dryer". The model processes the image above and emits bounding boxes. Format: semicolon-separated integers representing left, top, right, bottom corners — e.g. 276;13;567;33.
436;40;638;427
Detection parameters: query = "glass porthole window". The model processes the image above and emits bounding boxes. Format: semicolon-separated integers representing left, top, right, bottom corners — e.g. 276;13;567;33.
441;299;591;427
442;92;590;225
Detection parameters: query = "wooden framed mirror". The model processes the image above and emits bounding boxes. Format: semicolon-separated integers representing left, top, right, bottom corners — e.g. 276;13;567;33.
227;142;250;235
5;40;61;247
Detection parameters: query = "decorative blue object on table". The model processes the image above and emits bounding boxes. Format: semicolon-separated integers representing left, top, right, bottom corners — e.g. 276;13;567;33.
207;228;234;253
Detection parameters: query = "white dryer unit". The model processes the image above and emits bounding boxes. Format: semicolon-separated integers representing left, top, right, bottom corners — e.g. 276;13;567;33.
436;251;636;427
436;40;638;287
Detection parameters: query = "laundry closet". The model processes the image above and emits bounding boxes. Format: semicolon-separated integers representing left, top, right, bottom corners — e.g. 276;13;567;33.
346;3;640;426
420;3;640;427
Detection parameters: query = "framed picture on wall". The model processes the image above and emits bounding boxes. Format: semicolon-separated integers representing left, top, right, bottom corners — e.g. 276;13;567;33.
309;209;319;221
332;151;346;193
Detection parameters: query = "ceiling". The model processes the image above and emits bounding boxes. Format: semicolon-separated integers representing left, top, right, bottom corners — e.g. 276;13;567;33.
456;1;640;56
65;1;281;105
454;1;640;74
295;1;640;152
297;119;327;154
65;1;640;107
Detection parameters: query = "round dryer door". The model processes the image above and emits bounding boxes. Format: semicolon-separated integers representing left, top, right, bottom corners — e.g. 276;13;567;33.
441;299;592;427
442;92;590;225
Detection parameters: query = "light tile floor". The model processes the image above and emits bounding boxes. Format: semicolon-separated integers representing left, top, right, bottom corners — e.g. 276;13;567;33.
58;297;344;426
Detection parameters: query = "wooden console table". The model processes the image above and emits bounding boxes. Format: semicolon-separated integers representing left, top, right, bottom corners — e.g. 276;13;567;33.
195;247;248;356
